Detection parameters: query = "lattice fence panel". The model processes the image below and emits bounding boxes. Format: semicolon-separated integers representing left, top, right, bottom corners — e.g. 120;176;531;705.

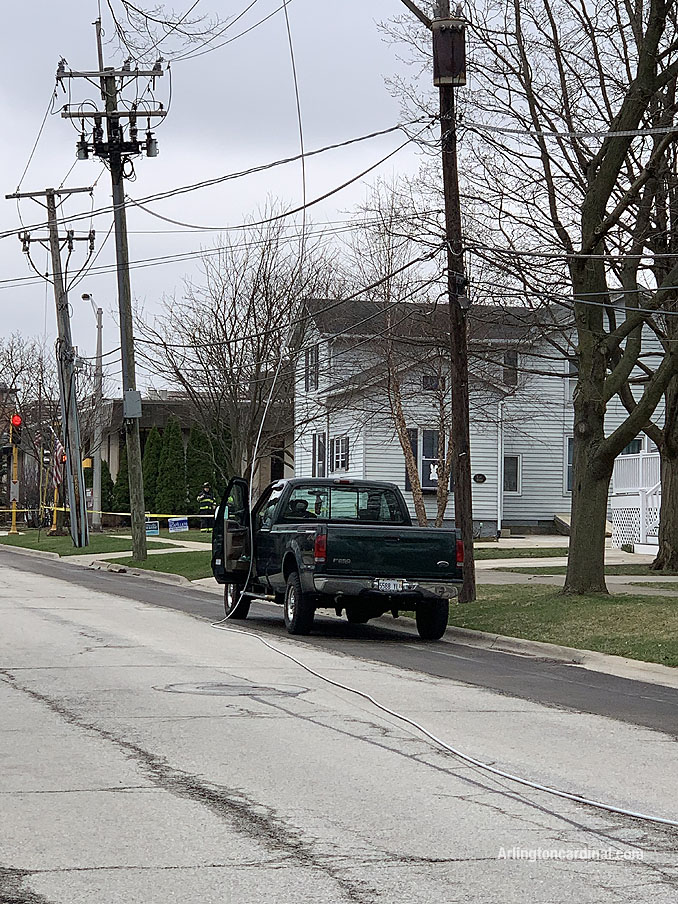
612;508;641;547
646;505;660;538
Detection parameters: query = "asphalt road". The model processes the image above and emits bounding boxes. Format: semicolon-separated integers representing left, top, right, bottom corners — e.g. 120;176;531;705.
2;547;678;904
1;547;676;737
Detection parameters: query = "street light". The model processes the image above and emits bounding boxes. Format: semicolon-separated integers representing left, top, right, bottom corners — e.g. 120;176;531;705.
82;293;104;531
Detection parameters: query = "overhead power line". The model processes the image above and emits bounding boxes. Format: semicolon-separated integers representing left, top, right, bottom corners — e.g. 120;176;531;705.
0;119;430;241
128;124;431;231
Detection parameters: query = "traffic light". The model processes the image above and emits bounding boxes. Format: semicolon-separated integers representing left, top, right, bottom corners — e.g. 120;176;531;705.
9;414;22;446
42;446;52;469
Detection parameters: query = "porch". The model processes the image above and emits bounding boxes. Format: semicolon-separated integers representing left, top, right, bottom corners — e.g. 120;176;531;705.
610;451;660;552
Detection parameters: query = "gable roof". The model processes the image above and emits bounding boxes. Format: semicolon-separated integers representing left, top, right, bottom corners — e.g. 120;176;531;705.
304;298;562;345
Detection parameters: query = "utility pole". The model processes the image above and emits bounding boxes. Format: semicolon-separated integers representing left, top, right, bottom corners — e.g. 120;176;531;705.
6;186;93;548
82;294;103;531
57;20;166;560
400;0;476;601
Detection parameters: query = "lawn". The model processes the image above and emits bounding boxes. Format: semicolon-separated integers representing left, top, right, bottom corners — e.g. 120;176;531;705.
448;585;678;667
503;564;678;576
156;528;214;543
474;546;569;560
106;550;213;581
0;531;173;556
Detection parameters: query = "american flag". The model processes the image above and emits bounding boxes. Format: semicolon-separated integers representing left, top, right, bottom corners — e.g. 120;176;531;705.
52;437;65;488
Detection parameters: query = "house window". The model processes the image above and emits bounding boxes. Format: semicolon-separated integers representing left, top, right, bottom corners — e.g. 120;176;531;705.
405;427;453;493
330;436;349;472
312;432;326;478
566;437;574;493
503;349;518;386
422;374;445;391
304;346;319;391
270;448;285;482
422;429;441;489
567;358;578;395
621;438;642;455
503;454;521;494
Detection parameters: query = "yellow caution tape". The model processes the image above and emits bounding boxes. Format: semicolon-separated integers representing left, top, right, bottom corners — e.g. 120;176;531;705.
1;507;211;519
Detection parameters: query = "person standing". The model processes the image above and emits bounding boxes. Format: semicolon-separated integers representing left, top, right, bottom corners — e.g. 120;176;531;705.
197;482;216;531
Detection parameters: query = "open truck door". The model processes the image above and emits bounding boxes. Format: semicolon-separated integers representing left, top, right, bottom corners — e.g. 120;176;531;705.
211;477;251;585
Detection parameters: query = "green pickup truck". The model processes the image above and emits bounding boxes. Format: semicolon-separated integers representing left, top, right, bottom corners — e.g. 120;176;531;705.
211;477;463;639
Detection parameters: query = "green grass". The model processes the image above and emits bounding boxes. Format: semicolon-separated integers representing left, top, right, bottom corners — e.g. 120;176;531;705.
111;528;214;544
0;530;173;556
106;550;212;581
156;528;213;543
448;585;678;667
503;564;678;576
474;546;569;560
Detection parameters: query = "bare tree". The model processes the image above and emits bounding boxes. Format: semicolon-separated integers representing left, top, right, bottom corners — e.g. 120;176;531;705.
0;334;103;519
136;211;333;487
388;0;678;593
341;181;455;526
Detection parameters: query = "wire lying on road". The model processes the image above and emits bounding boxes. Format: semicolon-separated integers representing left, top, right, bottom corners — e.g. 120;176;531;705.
211;620;678;830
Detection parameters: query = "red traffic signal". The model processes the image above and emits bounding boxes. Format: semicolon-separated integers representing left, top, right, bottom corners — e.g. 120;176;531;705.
10;413;23;445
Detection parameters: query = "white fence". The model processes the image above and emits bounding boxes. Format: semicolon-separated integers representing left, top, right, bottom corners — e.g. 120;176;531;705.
611;483;661;548
611;452;661;548
612;452;660;494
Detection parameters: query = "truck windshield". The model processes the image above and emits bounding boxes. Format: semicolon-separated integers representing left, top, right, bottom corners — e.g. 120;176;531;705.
281;486;406;523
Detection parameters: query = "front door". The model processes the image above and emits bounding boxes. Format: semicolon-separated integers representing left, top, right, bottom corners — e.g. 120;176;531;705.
211;478;251;585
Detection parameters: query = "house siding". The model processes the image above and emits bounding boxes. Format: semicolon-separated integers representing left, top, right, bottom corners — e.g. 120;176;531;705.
294;305;668;530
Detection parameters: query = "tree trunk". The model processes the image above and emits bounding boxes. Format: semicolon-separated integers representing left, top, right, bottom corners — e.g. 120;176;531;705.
564;433;612;593
565;256;613;594
652;448;678;570
652;375;678;570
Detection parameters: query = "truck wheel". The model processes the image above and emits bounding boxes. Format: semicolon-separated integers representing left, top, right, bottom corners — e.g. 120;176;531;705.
284;572;314;635
224;583;251;620
345;606;370;625
415;598;449;640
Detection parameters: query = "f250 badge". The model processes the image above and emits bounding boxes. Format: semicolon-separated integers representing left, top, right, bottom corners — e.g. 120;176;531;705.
437;560;450;568
333;558;351;565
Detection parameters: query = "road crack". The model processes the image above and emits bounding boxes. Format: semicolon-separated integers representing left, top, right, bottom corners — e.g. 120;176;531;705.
0;670;378;904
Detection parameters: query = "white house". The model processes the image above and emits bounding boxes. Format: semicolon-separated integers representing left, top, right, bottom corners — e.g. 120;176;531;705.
294;298;662;538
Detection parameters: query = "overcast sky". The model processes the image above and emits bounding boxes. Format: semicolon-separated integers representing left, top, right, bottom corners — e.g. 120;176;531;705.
0;1;433;392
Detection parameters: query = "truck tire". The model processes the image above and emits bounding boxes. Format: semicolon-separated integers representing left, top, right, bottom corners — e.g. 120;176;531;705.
415;598;449;640
284;571;314;635
224;583;251;620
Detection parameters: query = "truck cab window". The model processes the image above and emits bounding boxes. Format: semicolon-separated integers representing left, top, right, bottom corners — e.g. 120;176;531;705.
282;487;329;521
255;487;284;530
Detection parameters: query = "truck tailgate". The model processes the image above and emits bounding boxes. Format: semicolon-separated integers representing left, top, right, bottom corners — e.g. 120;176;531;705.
321;525;461;581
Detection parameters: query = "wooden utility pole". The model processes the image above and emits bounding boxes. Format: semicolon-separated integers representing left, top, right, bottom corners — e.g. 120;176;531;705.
6;186;93;548
58;20;166;560
400;0;476;601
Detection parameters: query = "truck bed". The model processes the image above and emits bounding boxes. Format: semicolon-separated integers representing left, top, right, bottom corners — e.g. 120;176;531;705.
318;523;462;582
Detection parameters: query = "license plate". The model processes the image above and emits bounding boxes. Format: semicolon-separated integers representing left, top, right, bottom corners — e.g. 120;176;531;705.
375;579;404;593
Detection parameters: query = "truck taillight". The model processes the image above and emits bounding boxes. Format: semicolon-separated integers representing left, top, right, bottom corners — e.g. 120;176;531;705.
314;532;327;563
456;539;464;565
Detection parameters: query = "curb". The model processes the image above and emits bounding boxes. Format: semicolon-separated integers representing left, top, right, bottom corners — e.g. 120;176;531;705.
369;615;678;689
442;624;678;690
89;560;193;587
0;544;61;561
